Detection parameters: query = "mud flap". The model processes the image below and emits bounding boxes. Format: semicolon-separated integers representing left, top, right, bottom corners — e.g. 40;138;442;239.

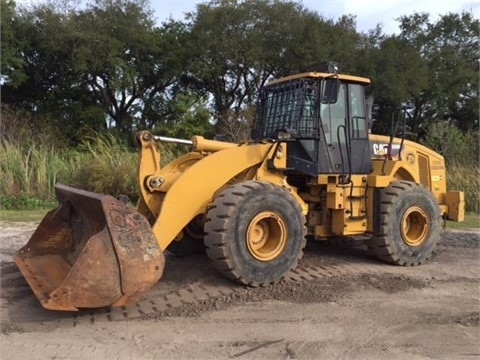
13;184;165;311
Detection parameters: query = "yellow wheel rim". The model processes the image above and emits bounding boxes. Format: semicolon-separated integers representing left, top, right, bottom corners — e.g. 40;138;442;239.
401;206;429;247
246;211;287;261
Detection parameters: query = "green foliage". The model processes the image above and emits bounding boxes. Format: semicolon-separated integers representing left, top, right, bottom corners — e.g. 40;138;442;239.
4;0;477;143
70;133;139;199
0;139;71;203
1;1;109;140
421;121;479;212
425;12;479;132
422;121;479;165
1;0;186;142
0;0;27;87
0;108;185;211
183;0;363;135
151;91;215;139
371;36;429;129
447;162;480;214
0;121;183;210
0;195;55;210
0;104;70;148
372;12;479;134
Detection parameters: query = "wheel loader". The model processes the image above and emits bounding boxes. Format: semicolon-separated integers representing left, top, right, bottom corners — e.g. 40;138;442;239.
14;66;465;311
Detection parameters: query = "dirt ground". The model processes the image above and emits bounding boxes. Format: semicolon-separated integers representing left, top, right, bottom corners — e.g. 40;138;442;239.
0;221;478;360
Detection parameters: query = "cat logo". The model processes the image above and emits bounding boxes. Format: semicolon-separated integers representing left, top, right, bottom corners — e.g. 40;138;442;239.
372;143;401;156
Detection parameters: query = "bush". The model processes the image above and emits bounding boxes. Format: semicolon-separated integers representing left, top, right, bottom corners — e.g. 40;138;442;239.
0;195;55;210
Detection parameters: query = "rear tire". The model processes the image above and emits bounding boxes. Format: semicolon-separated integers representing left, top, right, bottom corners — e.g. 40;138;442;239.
367;181;441;266
204;181;307;286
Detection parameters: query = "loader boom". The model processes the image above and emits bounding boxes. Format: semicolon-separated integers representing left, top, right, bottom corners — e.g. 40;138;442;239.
136;131;278;250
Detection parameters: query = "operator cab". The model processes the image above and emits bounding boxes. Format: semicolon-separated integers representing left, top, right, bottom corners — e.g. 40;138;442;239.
252;68;372;178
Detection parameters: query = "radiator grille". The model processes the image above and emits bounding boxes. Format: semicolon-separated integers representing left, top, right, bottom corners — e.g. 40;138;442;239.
418;153;430;188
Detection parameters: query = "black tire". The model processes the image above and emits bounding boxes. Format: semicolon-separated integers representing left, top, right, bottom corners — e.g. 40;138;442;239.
367;181;441;266
204;181;307;286
167;215;205;257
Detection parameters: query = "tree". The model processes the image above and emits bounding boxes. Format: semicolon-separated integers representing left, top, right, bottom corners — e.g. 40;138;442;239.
1;0;187;142
150;89;214;139
425;12;479;131
5;0;476;146
422;120;478;165
70;0;182;139
370;35;429;135
183;0;366;137
1;0;27;87
369;12;479;136
183;0;272;135
1;0;105;143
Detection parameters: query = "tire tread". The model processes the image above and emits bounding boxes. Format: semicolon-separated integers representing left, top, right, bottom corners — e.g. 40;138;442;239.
367;180;440;266
204;181;306;286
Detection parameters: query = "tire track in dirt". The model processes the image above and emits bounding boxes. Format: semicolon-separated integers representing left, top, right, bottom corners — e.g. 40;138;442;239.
1;230;478;333
0;256;387;330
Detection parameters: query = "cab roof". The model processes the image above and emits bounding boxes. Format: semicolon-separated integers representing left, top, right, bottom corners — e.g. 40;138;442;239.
266;72;371;86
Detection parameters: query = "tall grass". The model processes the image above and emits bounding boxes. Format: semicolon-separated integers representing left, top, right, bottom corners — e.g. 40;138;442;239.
447;161;480;214
69;134;138;199
0;135;137;209
0;140;71;208
0;133;182;210
1;132;478;213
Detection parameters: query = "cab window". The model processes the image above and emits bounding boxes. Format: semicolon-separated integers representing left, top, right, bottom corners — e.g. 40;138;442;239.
320;82;346;145
348;84;367;139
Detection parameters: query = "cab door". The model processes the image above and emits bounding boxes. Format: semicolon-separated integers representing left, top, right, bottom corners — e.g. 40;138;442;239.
347;83;371;174
317;81;371;175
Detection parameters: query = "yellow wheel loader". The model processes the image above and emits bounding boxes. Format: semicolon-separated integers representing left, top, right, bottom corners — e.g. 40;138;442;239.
14;66;465;311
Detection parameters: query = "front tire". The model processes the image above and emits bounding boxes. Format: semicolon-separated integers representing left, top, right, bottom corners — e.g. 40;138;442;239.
367;181;441;266
204;181;307;286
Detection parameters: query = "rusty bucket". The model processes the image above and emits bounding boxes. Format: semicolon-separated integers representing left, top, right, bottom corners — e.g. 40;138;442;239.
13;184;165;311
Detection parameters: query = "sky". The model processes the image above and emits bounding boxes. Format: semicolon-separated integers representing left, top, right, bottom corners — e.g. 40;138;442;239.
151;0;480;34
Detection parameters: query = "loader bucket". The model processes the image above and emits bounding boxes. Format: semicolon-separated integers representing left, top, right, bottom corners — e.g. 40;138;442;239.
13;184;165;311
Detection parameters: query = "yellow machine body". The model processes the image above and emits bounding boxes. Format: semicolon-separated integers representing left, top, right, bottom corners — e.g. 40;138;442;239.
135;131;463;244
299;134;464;240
